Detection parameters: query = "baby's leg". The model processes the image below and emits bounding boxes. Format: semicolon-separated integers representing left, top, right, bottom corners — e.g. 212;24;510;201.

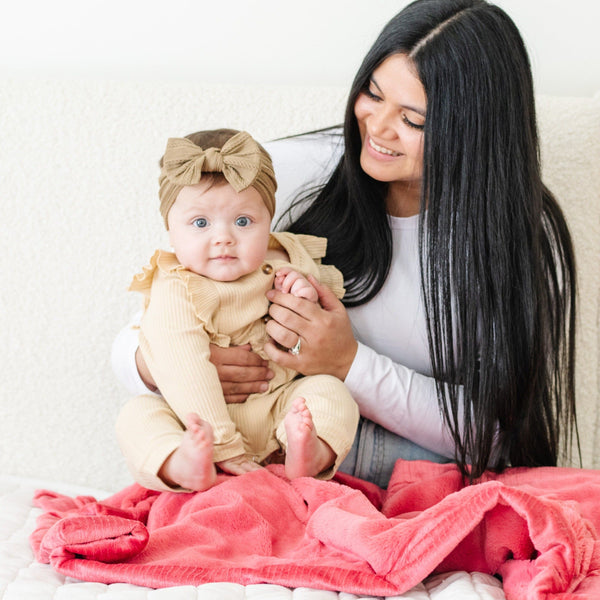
158;413;217;491
283;397;336;479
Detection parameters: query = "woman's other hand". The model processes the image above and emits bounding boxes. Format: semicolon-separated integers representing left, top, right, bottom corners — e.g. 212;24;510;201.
210;344;274;403
264;275;358;380
135;344;273;403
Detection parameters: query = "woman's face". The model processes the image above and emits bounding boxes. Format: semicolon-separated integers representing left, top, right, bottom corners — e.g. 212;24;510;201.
354;53;426;192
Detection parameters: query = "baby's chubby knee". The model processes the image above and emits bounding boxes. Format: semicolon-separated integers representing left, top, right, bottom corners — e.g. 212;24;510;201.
301;372;348;389
115;394;156;437
295;374;359;418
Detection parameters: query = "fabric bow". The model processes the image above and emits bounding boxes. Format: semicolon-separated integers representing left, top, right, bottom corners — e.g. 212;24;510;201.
158;130;276;229
162;131;263;192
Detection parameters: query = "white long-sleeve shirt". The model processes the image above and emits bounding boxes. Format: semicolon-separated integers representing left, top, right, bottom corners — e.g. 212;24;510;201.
344;214;456;458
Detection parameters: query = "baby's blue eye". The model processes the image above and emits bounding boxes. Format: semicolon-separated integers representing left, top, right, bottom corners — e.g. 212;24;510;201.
236;216;251;227
192;218;208;228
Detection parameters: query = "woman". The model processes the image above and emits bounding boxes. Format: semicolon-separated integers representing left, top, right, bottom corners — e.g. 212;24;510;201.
116;0;578;486
263;0;578;482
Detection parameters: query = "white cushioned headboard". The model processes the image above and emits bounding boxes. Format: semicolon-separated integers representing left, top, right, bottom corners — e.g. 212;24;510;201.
536;94;600;465
0;80;598;490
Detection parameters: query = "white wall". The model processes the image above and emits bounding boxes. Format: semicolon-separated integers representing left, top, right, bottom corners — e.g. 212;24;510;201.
1;0;598;97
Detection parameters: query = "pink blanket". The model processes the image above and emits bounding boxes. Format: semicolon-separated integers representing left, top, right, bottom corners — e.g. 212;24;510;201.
31;460;600;598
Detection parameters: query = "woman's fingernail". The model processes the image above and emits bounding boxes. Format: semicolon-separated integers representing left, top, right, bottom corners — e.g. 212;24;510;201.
266;290;275;299
266;369;274;379
260;383;269;392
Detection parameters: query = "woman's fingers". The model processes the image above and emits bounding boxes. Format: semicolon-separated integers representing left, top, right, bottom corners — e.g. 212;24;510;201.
264;283;358;380
221;377;269;399
307;274;341;310
218;364;273;386
209;343;273;404
211;343;267;368
263;338;298;369
264;313;302;350
267;288;319;323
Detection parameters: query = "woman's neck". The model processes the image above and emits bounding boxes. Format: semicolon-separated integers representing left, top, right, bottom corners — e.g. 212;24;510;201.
386;180;422;218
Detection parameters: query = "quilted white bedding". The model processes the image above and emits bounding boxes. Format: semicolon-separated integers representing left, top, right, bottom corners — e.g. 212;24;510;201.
0;475;505;600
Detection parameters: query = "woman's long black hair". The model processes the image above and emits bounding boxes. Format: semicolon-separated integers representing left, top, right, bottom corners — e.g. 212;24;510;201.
283;0;578;479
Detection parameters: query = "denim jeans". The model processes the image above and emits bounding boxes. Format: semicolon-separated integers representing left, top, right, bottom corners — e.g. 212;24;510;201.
338;417;453;488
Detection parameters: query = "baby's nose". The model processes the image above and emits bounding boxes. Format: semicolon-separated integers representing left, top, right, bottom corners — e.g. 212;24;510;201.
213;225;235;245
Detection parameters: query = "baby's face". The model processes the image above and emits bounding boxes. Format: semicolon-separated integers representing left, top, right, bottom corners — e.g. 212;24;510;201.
167;180;272;281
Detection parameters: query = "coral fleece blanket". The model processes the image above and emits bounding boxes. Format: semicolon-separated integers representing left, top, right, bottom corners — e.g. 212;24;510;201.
31;461;600;599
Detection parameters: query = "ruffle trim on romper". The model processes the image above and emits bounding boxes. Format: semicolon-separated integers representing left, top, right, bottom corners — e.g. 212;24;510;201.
129;250;231;347
269;232;345;299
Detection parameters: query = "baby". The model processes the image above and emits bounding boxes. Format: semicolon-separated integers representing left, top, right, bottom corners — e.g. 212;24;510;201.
116;128;358;492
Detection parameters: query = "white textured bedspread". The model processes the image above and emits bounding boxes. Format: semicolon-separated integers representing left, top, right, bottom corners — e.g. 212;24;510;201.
0;475;505;599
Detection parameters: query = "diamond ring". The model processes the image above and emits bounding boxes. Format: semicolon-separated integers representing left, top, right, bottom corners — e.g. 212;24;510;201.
289;337;301;356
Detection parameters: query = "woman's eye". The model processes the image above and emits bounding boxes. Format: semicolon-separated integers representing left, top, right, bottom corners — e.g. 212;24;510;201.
192;218;208;228
402;114;425;131
235;216;251;227
363;87;382;102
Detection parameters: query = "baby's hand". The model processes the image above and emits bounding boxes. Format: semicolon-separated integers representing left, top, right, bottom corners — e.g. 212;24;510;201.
216;455;263;476
274;267;318;303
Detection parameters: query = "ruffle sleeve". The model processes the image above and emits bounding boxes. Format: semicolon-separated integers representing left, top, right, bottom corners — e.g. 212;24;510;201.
269;232;345;299
129;250;230;347
128;250;165;302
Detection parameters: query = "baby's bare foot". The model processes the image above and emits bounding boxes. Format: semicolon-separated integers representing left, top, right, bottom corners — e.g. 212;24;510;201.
284;397;335;479
158;413;217;491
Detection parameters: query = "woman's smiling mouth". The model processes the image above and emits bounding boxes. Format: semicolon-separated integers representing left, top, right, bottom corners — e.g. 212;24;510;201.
368;136;401;157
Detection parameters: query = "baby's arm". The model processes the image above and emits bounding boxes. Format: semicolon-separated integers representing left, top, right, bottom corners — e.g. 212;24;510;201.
274;267;318;302
140;276;247;464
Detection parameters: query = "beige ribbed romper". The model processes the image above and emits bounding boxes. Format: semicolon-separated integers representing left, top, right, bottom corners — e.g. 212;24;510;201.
116;232;359;491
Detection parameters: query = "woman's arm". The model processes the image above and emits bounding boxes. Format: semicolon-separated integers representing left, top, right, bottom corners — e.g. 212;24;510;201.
264;276;458;458
344;342;458;458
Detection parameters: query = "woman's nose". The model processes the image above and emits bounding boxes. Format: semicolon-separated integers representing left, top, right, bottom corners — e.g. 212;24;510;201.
369;104;395;139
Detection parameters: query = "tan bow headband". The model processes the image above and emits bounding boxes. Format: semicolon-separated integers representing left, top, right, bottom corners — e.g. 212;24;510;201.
158;130;277;228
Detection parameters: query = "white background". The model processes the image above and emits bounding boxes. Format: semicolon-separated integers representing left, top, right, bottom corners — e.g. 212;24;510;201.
1;0;598;97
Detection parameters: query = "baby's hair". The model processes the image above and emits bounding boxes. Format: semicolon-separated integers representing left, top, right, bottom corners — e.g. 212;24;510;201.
186;128;240;149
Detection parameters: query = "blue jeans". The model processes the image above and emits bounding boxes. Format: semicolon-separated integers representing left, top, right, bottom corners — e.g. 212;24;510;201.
338;417;453;488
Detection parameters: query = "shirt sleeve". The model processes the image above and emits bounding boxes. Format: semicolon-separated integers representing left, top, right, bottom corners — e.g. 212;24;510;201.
343;341;459;459
110;311;159;396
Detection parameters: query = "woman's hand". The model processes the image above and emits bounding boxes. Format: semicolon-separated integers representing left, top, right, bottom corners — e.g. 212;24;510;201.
210;344;274;404
264;275;358;380
135;344;273;403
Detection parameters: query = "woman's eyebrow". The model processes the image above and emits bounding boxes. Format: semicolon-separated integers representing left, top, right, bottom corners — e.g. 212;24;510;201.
370;75;426;117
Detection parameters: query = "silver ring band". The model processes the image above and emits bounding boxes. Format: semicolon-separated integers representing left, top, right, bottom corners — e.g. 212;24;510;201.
289;337;301;356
